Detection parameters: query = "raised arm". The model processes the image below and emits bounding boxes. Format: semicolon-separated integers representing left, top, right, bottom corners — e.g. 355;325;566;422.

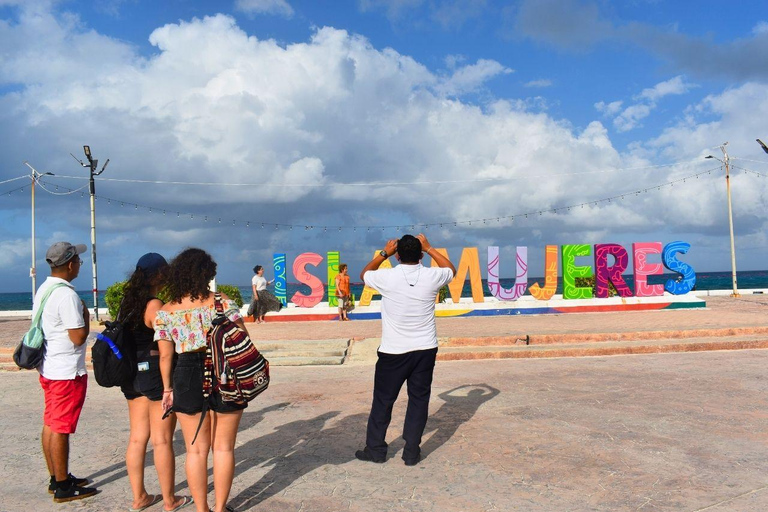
417;233;456;276
360;239;398;281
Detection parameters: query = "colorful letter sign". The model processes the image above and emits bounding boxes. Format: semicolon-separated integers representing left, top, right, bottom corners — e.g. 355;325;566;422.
273;253;287;306
594;244;632;298
291;252;325;308
441;247;484;303
327;251;340;307
487;246;528;301
562;244;593;299
529;245;558;300
632;242;664;297
359;252;392;306
268;239;697;309
663;241;696;294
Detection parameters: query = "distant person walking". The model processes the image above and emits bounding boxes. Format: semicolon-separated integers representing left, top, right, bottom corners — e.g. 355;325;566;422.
335;263;351;321
248;264;282;323
36;242;99;502
119;253;191;512
355;234;456;466
156;248;249;512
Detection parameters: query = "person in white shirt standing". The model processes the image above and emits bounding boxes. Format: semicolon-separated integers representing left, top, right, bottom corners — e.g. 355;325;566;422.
355;234;456;466
36;242;98;503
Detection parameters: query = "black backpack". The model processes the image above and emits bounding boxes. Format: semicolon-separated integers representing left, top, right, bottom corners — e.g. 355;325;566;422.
92;308;136;388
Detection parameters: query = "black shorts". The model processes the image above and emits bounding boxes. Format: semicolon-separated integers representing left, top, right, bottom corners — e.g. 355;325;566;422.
172;352;247;415
122;354;164;402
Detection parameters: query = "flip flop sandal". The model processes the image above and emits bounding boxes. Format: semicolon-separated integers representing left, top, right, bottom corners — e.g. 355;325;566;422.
129;494;162;512
165;496;194;512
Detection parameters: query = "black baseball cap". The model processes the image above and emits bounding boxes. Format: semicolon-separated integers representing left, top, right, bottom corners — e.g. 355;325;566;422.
136;252;168;276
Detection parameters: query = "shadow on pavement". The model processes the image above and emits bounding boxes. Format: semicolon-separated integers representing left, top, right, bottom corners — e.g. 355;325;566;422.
86;401;290;492
228;411;369;510
420;384;500;459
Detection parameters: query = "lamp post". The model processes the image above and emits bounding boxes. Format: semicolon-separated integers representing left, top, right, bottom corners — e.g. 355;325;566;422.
23;162;53;301
705;141;739;297
76;146;109;321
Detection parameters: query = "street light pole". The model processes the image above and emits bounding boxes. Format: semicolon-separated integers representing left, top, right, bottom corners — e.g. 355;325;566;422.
722;144;739;297
78;146;109;321
706;143;738;297
23;162;53;302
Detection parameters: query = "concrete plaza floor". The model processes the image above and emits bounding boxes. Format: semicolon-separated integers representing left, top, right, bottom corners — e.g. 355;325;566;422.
2;347;768;511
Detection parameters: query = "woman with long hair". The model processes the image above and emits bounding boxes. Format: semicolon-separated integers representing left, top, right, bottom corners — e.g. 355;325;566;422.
247;264;282;323
156;248;248;512
120;253;191;512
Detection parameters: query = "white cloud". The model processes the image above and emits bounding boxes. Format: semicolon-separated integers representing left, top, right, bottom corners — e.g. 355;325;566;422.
358;0;423;20
599;76;695;132
0;238;29;266
234;0;294;17
0;4;766;292
753;21;768;35
613;103;653;132
435;58;512;96
524;79;552;88
638;75;693;102
594;100;623;116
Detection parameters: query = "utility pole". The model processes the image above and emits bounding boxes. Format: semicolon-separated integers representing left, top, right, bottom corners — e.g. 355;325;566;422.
23;162;53;302
75;146;109;321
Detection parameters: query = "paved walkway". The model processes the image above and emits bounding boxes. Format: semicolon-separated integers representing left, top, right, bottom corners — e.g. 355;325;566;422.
2;295;767;511
2;349;768;511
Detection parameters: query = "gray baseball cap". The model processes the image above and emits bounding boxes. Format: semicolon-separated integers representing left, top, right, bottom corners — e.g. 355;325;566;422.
46;242;87;267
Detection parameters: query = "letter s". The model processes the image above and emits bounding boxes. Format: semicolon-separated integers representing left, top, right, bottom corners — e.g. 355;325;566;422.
662;241;696;295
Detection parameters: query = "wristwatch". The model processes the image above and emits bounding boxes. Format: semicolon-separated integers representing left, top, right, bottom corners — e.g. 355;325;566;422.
379;249;388;258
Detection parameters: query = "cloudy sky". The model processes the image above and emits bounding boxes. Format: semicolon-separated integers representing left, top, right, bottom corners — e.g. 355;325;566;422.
1;0;767;294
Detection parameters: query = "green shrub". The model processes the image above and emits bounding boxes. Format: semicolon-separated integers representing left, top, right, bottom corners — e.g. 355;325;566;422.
574;276;618;297
438;285;449;303
104;280;126;319
217;284;244;308
105;282;243;318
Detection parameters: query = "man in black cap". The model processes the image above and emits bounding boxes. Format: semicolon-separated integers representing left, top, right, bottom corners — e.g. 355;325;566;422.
36;241;98;502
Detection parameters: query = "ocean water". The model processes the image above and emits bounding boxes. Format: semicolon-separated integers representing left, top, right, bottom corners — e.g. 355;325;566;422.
2;270;767;311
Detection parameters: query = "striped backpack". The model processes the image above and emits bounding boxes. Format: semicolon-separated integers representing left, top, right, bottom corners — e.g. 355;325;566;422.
203;293;270;404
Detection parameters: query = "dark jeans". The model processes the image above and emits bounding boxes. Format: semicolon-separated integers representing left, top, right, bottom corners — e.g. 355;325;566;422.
365;347;437;461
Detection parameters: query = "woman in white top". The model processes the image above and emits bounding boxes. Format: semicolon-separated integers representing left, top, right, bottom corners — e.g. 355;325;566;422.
247;265;282;323
156;248;247;512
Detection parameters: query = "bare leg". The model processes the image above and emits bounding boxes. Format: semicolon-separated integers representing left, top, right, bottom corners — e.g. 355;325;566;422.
126;397;152;509
148;400;185;510
49;431;70;482
41;425;54;476
177;412;212;512
210;410;243;512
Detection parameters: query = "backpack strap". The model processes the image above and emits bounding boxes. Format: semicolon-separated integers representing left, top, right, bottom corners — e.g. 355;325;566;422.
213;292;225;316
192;298;220;445
33;283;69;327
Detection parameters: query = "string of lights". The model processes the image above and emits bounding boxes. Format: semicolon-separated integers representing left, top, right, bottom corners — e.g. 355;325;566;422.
35;179;89;196
730;157;768;166
0;175;28;186
36;158;704;188
730;164;768;178
0;166;727;232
